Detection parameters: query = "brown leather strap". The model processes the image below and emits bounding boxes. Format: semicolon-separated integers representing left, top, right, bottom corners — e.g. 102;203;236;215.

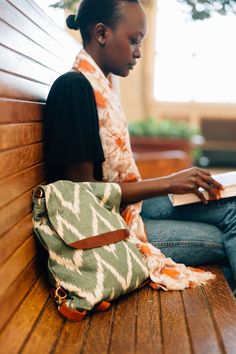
94;301;110;312
50;287;87;321
50;287;112;321
69;228;130;249
59;302;87;321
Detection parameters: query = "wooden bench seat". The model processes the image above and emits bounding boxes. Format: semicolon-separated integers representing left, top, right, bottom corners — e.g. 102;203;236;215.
0;1;236;353
1;266;236;354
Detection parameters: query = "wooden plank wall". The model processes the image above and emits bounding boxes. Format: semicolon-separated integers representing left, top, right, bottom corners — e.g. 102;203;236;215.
0;0;79;332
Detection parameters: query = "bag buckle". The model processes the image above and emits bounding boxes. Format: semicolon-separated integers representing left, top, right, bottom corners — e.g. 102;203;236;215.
52;287;67;305
34;187;45;198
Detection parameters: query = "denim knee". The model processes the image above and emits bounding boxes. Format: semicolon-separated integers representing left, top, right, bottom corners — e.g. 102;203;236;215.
143;219;226;266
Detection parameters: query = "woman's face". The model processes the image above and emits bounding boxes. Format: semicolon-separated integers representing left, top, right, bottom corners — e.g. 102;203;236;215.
100;2;148;77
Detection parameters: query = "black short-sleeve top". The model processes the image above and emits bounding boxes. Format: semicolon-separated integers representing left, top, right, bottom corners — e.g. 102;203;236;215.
45;71;105;182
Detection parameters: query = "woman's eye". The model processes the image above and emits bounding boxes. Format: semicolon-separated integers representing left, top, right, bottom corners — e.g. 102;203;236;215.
130;38;139;45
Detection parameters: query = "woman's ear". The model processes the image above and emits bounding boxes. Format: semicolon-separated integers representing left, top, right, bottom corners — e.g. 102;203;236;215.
94;23;108;46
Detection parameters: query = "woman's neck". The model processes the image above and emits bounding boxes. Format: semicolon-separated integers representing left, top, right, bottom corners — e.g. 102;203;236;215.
84;45;110;78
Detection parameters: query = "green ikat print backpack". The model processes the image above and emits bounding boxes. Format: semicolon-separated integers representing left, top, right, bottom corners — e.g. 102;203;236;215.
32;181;149;321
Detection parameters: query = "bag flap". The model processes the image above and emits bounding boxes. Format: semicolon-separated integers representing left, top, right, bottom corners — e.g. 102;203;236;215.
33;181;130;249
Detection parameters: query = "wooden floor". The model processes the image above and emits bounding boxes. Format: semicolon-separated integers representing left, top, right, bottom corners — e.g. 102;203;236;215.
1;266;236;354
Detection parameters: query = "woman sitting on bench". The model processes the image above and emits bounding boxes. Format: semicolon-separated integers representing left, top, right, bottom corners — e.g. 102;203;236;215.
45;0;236;292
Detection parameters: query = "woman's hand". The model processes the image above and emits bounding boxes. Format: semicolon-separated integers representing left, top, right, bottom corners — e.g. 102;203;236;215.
166;167;223;204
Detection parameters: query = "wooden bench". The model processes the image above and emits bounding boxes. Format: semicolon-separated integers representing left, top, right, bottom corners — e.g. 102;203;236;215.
1;1;236;353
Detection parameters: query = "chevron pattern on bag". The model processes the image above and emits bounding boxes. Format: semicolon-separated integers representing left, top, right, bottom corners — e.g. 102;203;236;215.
33;181;149;311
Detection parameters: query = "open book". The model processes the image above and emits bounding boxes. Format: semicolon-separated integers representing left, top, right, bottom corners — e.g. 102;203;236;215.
169;171;236;206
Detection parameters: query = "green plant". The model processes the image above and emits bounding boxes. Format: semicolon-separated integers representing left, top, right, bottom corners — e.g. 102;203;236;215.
50;0;79;11
128;117;199;140
50;0;236;20
177;0;236;20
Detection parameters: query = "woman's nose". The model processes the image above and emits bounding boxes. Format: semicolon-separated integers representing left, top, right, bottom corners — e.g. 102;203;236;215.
134;46;141;59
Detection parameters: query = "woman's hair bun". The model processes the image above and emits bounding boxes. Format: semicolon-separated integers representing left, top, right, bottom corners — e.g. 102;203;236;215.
66;14;79;30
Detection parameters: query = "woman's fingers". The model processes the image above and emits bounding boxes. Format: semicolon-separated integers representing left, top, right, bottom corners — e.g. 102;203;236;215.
197;170;223;189
194;188;208;204
194;180;218;201
191;169;224;202
169;167;224;200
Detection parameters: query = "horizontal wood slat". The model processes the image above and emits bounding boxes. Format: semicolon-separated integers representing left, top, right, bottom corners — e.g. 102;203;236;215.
182;287;222;354
0;277;49;354
0;19;66;73
8;0;79;57
108;293;137;354
0;236;37;298
0;0;75;66
0;258;40;332
54;315;90;354
0;163;45;209
0;122;43;151
136;287;162;354
0;189;34;238
0;142;44;179
0;214;33;267
0;99;44;124
0;45;57;85
0;71;49;101
203;268;236;354
160;291;191;354
20;298;65;354
82;309;113;354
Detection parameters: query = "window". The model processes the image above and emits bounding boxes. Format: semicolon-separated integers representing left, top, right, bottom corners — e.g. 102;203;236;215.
154;0;236;103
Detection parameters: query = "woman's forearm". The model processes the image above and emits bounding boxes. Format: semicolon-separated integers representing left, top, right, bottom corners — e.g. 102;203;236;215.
119;167;223;205
119;177;171;204
63;162;223;206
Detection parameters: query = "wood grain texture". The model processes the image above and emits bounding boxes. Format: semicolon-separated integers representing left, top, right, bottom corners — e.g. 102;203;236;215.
136;287;162;354
203;267;236;354
0;99;43;124
0;277;49;354
0;236;37;297
0;19;65;73
7;0;79;58
0;123;43;151
82;308;114;354
108;293;137;354
54;317;90;354
0;214;33;267
0;189;35;237
0;71;49;101
20;298;65;354
0;45;58;85
0;258;40;331
0;142;44;179
0;163;45;208
182;286;222;354
0;0;77;66
160;290;192;354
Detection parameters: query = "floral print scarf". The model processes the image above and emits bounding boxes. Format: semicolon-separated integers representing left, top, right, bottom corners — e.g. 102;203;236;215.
72;49;215;290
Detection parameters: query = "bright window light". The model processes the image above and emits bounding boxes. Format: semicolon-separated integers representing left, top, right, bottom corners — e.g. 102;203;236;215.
33;0;65;28
154;0;236;103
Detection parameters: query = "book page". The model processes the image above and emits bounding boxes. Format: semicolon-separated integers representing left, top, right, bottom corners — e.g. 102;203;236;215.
170;170;236;206
214;171;236;187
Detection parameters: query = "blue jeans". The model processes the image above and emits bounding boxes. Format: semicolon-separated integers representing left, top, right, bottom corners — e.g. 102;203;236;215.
141;196;236;291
